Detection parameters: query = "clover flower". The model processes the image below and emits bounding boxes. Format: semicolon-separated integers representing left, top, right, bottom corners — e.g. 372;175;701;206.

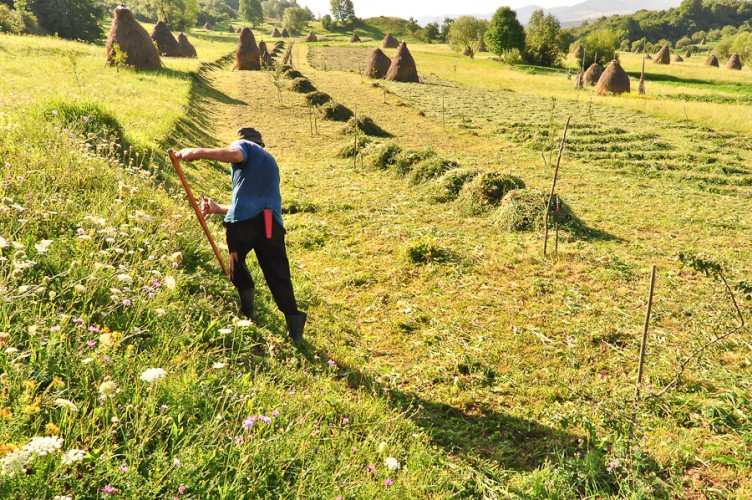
384;479;394;487
140;368;167;383
327;359;337;368
101;484;117;495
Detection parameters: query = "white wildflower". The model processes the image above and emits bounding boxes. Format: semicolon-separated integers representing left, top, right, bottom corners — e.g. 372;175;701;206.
116;274;133;285
4;347;19;356
218;328;232;335
154;308;166;317
54;398;78;413
98;380;118;398
34;240;53;254
140;367;167;383
212;362;226;369
0;236;8;249
23;436;63;457
73;284;86;294
384;457;401;471
163;275;176;290
234;319;253;328
53;496;73;500
0;449;29;476
61;448;86;465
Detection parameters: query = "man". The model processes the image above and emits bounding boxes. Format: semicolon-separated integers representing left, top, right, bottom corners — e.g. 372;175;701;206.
175;127;307;344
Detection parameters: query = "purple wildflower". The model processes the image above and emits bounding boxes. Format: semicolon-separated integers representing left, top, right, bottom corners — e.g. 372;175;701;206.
102;484;118;495
178;484;187;495
87;339;97;349
384;479;393;487
119;464;129;473
259;415;272;425
234;435;244;445
327;359;337;368
243;416;257;430
122;298;132;307
88;325;100;333
72;317;84;327
342;417;350;425
367;464;376;474
271;409;280;418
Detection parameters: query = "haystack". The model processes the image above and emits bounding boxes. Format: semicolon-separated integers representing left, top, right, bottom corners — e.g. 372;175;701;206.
382;33;399;49
705;53;719;67
305;32;318;42
684;49;692;58
281;28;290;38
463;46;474;58
258;41;273;68
105;6;161;70
385;42;419;83
582;62;603;86
727;53;742;70
366;48;391;79
653;45;670;64
236;27;260;70
177;33;197;58
350;33;361;43
151;21;181;57
595;59;630;96
673;54;683;63
638;57;646;95
574;71;584;89
272;27;282;37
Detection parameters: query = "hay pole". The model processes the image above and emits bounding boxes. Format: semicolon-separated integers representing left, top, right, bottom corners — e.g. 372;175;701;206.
167;150;229;277
635;265;657;401
543;116;571;257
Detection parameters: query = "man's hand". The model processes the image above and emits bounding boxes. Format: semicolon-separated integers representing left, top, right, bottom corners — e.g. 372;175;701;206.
175;148;204;162
200;197;226;217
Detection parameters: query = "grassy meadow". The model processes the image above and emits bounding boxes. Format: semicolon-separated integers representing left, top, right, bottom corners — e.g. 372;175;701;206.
1;17;752;499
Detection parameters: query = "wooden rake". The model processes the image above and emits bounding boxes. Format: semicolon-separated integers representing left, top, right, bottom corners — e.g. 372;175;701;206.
167;150;230;278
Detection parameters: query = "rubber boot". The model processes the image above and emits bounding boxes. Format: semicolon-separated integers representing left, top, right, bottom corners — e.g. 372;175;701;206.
285;312;307;345
239;289;256;322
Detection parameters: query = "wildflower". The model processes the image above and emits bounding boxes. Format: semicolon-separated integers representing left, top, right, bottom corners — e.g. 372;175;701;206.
34;240;53;254
24;436;63;457
327;359;337;368
116;274;132;285
170;252;183;268
54;399;78;412
140;368;167;383
154;308;167;317
87;339;97;349
172;457;181;467
259;415;272;425
4;347;19;356
606;458;622;473
72;317;84;327
178;484;187;495
212;362;226;369
122;298;132;307
101;484;118;495
384;479;394;487
45;422;60;435
53;496;72;500
88;325;100;334
218;328;232;335
98;380;118;399
0;449;29;476
367;464;376;474
0;236;8;249
342;417;350;425
243;416;257;430
235;319;252;328
0;408;11;419
271;409;280;418
234;436;244;446
384;457;401;471
119;464;129;473
82;357;94;364
377;441;387;454
164;275;176;290
61;449;86;465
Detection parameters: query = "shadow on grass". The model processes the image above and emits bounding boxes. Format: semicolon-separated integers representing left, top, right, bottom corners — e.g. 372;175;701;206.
558;200;621;243
293;341;579;472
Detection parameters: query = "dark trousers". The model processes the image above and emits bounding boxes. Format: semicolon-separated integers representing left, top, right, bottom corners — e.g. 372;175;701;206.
225;214;299;316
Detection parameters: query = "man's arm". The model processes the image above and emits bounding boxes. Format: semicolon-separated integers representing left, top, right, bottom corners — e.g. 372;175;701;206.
175;147;244;164
200;197;229;217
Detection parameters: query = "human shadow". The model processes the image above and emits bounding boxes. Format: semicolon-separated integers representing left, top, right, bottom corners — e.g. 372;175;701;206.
293;341;580;471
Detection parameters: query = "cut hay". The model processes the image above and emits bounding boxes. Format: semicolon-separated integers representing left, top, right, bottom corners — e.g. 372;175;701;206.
365;143;402;169
582;62;603;86
236;27;260;70
177;33;197;58
727;53;742;70
258;41;273;68
393;149;435;176
105;6;161;70
366;48;391;79
283;67;303;79
281;28;290;38
673;54;684;63
319;102;353;121
410;158;459;185
493;189;547;231
430;168;479;202
337;137;372;158
350;33;361;43
595;59;630;96
342;116;391;137
653;45;670;64
705;53;719;67
385;42;419;83
305;32;317;42
459;172;525;214
382;33;399;49
151;21;181;57
272;27;282;37
305;91;331;106
290;77;316;93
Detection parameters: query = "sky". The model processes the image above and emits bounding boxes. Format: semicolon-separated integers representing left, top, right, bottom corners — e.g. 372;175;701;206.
297;0;574;20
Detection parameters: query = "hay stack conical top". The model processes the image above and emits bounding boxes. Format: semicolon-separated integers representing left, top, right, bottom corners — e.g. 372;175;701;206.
595;59;630;95
705;53;719;67
281;28;290;38
366;48;391;79
350;33;361;43
583;62;603;86
653;45;670;64
727;53;742;70
463;46;474;58
236;27;260;70
673;54;683;63
106;6;161;70
177;33;197;58
272;27;281;37
385;42;419;83
258;40;273;68
305;32;318;42
151;21;181;57
382;33;399;49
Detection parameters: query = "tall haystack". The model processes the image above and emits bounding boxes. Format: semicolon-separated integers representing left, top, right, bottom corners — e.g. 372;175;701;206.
305;32;317;42
705;53;719;67
272;27;281;37
582;62;603;86
382;33;399;49
258;41;273;68
366;48;391;79
236;27;260;70
350;33;361;43
281;28;290;38
727;53;742;70
673;54;684;63
177;33;197;58
151;21;181;57
653;45;670;64
105;6;161;70
595;59;630;96
638;56;646;95
385;42;419;83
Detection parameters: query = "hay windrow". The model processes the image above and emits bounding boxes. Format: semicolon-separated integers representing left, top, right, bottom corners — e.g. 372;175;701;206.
283;67;304;79
493;188;547;231
337;137;372;158
305;91;332;106
319;102;354;121
105;6;161;70
393;149;435;175
342;116;391;137
290;77;316;93
459;172;525;214
410;158;459;184
430;168;479;202
364;143;402;169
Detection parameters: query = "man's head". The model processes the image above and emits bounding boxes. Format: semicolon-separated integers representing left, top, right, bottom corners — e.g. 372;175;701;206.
237;127;265;147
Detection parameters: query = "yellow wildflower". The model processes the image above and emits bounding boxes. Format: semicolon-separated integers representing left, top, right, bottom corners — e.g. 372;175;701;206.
51;376;65;389
45;422;60;435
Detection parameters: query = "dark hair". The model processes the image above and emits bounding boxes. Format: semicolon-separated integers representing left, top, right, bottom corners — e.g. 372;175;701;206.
237;127;265;147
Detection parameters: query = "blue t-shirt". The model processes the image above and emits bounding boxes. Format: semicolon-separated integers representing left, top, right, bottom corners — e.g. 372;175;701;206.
225;140;283;227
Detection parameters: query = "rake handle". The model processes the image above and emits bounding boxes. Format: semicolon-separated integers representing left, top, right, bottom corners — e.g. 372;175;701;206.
168;150;230;278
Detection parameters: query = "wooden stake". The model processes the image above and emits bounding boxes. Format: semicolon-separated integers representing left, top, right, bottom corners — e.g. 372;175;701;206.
543;116;571;257
167;150;229;277
635;265;657;400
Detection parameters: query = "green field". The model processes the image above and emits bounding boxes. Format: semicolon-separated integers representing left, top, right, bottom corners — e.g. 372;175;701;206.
1;19;752;499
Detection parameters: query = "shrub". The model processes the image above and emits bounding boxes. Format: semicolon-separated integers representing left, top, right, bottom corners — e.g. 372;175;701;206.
305;91;332;107
321;14;333;30
579;29;619;65
290;78;316;93
393;149;435;176
405;238;455;265
25;0;103;41
0;4;24;33
342;116;391;137
319;101;353;121
459;172;525;214
42;100;127;153
337;137;372;158
493;188;547;231
409;158;459;185
364;143;401;169
430;168;479;202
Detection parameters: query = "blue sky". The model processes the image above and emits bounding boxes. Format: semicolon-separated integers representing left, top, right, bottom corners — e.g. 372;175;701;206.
297;0;573;19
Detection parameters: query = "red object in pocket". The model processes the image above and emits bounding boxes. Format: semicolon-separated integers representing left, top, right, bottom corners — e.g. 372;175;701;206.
263;209;273;240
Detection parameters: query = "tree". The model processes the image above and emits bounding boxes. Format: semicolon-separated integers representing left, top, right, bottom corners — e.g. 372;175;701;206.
447;16;485;53
485;6;525;55
330;0;354;26
675;35;691;48
439;17;453;42
282;6;307;33
580;28;619;65
524;9;562;66
320;13;332;30
132;0;199;31
23;0;102;41
239;0;263;25
424;22;439;43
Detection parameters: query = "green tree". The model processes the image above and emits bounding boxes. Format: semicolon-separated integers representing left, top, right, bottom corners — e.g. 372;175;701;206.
330;0;354;25
320;13;332;30
282;6;307;33
579;28;619;65
424;22;439;43
132;0;199;31
447;16;484;53
439;17;453;42
239;0;263;25
524;9;561;66
24;0;102;41
485;6;525;55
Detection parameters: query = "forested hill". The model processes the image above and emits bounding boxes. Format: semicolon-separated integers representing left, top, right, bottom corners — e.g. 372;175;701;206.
567;0;752;43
